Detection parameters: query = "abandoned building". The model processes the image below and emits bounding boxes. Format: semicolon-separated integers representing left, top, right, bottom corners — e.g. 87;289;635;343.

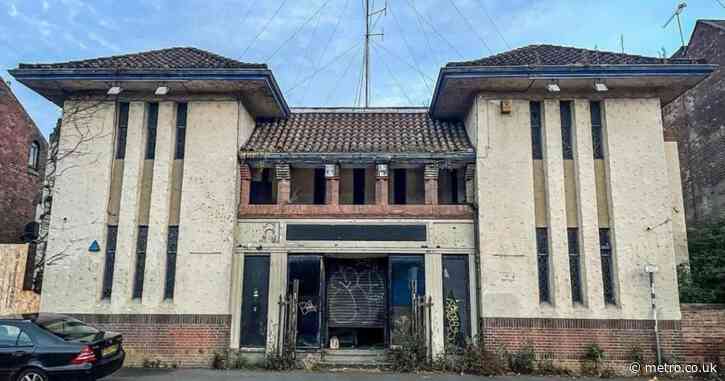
8;44;714;367
663;19;725;226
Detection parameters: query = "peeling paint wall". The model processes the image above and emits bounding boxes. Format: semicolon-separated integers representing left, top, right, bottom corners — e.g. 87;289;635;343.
0;244;40;314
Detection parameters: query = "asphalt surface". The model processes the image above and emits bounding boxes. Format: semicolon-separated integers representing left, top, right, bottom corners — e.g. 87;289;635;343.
105;368;646;381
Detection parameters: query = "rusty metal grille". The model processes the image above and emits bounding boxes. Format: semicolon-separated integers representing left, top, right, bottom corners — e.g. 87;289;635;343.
568;228;583;304
599;228;616;304
591;101;604;159
530;102;543;160
132;226;149;299
164;226;179;300
536;228;550;303
102;225;118;299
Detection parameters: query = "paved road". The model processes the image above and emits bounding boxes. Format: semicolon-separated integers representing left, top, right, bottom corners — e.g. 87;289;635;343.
106;368;644;381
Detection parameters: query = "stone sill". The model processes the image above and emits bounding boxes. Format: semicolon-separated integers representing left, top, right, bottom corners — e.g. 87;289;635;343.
239;204;474;219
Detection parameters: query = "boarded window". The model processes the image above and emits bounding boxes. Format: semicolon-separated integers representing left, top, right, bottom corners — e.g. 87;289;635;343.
145;103;158;160
132;226;149;299
560;101;573;159
175;103;187;159
591;101;604;159
240;256;270;347
600;229;616;304
115;103;129;159
102;225;118;299
568;228;583;304
442;255;470;350
250;168;275;204
164;226;179;300
288;256;322;348
389;256;425;346
536;228;550;303
530;101;543;160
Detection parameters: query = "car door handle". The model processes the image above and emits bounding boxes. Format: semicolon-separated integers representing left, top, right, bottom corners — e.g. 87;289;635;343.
12;351;28;357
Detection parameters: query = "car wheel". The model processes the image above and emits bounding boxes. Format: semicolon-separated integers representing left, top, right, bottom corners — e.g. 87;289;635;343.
16;368;47;381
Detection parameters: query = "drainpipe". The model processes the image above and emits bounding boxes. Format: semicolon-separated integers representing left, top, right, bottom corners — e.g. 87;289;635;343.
471;203;482;343
645;264;662;365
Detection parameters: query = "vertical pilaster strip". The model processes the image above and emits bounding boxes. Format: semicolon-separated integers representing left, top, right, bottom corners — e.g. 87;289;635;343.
425;252;444;358
229;252;244;349
112;102;146;305
325;164;340;205
275;163;290;205
464;164;476;205
266;250;288;354
573;100;604;310
424;163;439;205
542;100;572;310
375;164;389;205
143;102;175;305
239;163;251;208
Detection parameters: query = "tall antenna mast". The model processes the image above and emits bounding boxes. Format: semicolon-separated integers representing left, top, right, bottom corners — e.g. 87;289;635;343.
663;1;687;48
363;0;385;107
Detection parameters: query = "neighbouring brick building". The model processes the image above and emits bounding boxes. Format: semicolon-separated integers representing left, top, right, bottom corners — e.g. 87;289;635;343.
0;78;47;243
9;45;720;369
663;19;725;225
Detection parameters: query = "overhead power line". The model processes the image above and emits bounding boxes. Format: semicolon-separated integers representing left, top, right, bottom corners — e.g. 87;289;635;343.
324;47;360;104
447;0;493;55
475;0;511;50
388;3;433;93
241;0;291;58
286;41;363;93
265;0;333;61
375;45;416;105
404;0;465;58
372;40;436;84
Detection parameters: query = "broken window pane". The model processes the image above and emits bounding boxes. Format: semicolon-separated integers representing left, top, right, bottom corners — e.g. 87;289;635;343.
288;256;321;348
389;255;425;346
443;255;470;350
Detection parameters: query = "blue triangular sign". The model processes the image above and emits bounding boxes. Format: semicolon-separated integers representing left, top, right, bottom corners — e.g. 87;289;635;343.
89;240;100;252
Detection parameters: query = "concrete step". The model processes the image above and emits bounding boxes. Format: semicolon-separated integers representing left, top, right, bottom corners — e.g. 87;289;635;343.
319;349;389;368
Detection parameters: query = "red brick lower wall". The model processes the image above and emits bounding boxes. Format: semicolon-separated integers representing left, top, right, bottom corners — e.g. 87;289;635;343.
481;317;681;371
71;314;231;368
681;304;725;364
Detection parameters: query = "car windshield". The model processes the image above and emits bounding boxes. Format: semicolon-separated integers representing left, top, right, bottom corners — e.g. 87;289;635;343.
38;317;100;341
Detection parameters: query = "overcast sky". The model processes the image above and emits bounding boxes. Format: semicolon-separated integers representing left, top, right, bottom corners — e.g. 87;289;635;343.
1;0;723;136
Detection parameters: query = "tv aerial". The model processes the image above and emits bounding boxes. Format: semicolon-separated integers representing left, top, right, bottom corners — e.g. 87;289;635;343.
663;1;687;47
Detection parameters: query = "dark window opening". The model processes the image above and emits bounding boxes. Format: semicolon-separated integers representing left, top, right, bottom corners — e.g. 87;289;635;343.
328;327;385;349
102;225;118;299
28;141;40;169
568;228;583;304
313;168;326;205
132;226;149;299
600;229;616;305
530;101;543;160
443;255;470;350
22;242;39;292
115;103;129;159
353;168;366;205
560;101;573;160
240;256;270;347
536;228;550;303
591;101;604;159
164;226;179;300
250;168;275;204
145;103;158;160
393;168;407;204
438;168;464;204
175;103;187;159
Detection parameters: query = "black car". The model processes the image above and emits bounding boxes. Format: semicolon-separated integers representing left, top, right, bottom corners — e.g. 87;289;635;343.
0;314;124;381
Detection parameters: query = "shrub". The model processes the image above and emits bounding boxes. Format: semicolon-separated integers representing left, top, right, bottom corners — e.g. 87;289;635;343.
581;343;606;376
508;344;536;374
461;343;509;376
388;331;428;372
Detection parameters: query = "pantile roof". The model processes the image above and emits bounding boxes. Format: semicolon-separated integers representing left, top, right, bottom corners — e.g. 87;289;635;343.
447;44;700;67
18;47;265;70
241;108;473;155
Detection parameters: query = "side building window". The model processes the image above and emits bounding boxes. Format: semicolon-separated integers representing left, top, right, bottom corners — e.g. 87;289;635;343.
164;226;179;300
568;228;583;304
116;103;129;159
560;101;573;159
28;141;40;169
530;101;543;160
145;103;159;160
600;229;616;304
442;255;470;350
132;226;149;299
101;225;118;299
590;101;604;159
175;103;187;159
536;228;550;303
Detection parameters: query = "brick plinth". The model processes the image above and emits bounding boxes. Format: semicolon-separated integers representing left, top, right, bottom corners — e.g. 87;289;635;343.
70;314;231;368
